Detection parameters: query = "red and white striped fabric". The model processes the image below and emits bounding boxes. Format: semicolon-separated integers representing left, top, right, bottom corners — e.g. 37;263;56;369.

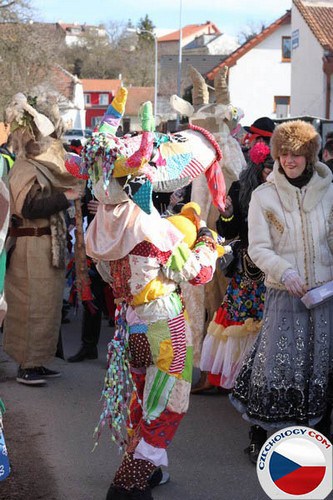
180;157;204;179
168;313;187;374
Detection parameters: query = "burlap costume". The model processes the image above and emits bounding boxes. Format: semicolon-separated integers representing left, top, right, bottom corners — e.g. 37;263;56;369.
4;140;82;368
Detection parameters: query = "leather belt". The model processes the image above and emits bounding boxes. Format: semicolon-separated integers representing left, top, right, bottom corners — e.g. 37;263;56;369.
9;226;51;237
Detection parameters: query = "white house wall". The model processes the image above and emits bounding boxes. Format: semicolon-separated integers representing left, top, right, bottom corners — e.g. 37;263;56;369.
229;24;291;125
290;6;325;117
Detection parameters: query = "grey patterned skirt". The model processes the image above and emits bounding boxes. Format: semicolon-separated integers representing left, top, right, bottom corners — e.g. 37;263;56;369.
230;287;333;430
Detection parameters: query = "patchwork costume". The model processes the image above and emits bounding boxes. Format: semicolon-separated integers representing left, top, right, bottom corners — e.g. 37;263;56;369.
74;88;226;499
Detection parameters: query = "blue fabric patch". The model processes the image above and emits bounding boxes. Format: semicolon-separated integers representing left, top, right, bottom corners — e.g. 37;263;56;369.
131;179;153;214
165;153;192;180
129;324;148;335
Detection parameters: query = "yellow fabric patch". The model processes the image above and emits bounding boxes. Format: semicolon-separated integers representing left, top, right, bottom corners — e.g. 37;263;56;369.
156;339;173;372
113;157;141;178
131;277;167;307
160;140;189;158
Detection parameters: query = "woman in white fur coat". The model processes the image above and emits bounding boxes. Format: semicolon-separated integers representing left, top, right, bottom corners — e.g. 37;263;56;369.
230;120;333;463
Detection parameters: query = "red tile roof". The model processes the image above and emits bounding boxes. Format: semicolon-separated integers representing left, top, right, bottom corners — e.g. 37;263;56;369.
81;79;122;93
207;11;291;80
125;87;155;116
158;22;220;42
293;0;333;52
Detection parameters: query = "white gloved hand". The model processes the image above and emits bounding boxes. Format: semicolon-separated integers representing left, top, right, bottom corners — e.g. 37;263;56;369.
281;269;307;297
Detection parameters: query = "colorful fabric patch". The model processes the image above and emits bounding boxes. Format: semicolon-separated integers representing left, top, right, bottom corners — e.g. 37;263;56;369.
131;277;169;307
160;140;189;158
167;378;191;414
167;313;186;374
131;242;171;264
181;346;193;383
110;257;132;301
143;367;175;421
156;339;173;372
129;333;152;368
124;175;153;214
164;153;192;179
134;438;168;467
180;157;205;179
146;320;171;361
129;324;148;334
205;160;226;212
140;408;185;448
189;265;213;285
165;242;191;272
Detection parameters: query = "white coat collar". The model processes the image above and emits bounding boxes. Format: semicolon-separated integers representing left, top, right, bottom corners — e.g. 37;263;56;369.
266;160;332;212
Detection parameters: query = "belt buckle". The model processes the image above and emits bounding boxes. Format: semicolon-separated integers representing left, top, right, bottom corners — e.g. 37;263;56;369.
33;227;39;236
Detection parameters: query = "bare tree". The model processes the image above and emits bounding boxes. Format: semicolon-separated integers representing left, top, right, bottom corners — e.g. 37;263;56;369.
0;0;32;22
0;22;66;113
62;20;156;86
237;21;267;45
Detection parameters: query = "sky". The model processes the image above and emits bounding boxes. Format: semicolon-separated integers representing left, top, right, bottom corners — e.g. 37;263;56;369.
30;0;292;37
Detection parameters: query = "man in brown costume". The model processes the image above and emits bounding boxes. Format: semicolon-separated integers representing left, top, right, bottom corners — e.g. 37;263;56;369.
3;93;84;385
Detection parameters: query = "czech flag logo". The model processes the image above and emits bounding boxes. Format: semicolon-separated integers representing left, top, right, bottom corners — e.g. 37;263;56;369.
257;427;332;499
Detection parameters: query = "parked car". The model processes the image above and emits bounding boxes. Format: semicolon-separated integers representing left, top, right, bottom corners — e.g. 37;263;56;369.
62;129;92;146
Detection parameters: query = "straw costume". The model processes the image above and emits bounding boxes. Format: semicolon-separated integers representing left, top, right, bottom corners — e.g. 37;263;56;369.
3;93;84;384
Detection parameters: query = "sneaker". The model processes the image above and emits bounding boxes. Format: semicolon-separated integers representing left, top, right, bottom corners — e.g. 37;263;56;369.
36;366;61;378
16;367;46;386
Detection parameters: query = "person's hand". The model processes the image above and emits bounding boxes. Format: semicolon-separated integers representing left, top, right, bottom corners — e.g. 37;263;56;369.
219;195;233;218
281;269;307;297
169;189;185;208
87;199;100;215
64;186;84;201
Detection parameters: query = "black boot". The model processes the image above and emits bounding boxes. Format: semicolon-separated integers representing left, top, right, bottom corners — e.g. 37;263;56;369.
315;405;332;441
106;485;153;500
245;425;267;464
67;345;98;362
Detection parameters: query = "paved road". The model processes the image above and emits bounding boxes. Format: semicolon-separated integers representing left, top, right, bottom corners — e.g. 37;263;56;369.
0;309;274;500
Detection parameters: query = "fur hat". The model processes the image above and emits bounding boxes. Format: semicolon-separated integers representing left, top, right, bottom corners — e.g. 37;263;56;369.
271;120;321;165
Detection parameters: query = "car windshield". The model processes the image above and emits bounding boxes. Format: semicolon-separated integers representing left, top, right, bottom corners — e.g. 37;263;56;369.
65;129;84;136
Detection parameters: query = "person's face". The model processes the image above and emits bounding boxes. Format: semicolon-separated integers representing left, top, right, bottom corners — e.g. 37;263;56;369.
261;167;272;182
279;152;306;178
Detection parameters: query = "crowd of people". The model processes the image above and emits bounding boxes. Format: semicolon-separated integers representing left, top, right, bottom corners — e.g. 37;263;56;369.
1;85;333;500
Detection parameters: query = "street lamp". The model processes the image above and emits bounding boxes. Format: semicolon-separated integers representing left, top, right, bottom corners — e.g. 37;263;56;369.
127;28;158;124
176;0;183;130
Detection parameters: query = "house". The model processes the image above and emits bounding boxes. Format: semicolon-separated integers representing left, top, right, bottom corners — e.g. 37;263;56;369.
50;65;86;130
183;32;238;56
291;0;333;119
158;21;221;57
157;22;238;104
123;87;155;132
81;80;154;132
58;22;108;46
159;54;227;98
81;79;122;128
30;64;86;131
207;11;292;125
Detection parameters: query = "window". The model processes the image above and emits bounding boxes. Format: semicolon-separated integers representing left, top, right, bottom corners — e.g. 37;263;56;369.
274;96;290;118
99;93;109;105
92;116;102;128
282;36;291;61
84;93;91;105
